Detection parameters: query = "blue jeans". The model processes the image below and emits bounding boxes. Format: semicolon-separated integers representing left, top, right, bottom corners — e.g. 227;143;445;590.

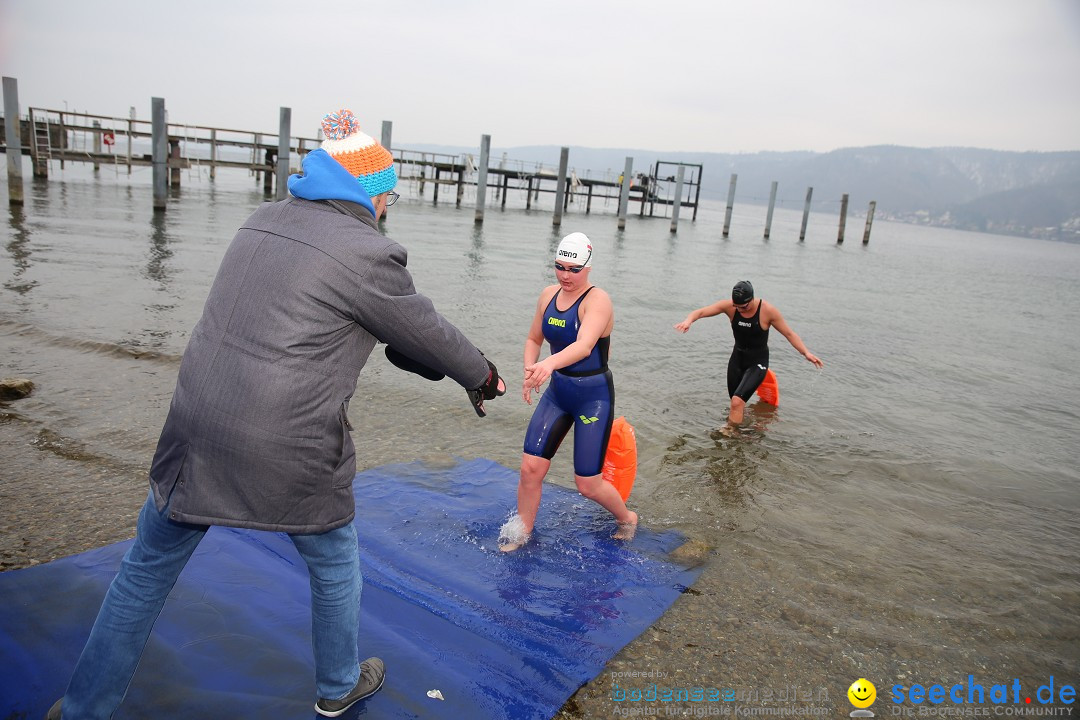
62;491;362;719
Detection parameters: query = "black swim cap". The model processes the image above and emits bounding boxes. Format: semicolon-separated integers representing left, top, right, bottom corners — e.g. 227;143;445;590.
732;280;754;305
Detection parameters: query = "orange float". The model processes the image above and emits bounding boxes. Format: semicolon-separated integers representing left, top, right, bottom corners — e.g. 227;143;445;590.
602;416;637;502
756;368;780;406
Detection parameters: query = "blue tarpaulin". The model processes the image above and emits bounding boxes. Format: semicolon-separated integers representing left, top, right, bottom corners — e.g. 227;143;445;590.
1;458;701;719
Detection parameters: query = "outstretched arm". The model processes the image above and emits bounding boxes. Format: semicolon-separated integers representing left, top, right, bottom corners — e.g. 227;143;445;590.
521;289;553;404
355;241;491;388
674;299;729;333
767;304;823;368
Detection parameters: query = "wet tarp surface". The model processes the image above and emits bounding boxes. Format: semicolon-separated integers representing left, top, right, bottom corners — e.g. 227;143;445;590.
1;458;701;719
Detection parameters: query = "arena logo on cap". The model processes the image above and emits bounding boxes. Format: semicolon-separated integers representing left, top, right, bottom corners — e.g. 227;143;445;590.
555;232;593;267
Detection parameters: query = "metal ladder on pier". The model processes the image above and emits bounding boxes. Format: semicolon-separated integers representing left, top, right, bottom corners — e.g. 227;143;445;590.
29;108;52;175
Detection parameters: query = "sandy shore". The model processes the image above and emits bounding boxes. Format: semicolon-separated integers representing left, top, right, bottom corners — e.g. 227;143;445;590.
4;399;1076;719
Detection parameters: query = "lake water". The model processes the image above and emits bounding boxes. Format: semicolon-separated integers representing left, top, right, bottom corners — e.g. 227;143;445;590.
1;161;1077;716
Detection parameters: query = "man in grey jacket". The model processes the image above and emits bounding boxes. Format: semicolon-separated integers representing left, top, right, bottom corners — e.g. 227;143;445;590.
47;108;504;720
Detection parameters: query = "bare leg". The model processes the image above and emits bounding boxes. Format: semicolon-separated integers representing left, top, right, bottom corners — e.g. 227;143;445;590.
516;454;549;533
728;395;746;425
574;474;638;540
500;454;549;552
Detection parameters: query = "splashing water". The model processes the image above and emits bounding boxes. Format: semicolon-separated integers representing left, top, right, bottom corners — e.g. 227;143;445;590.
498;514;530;550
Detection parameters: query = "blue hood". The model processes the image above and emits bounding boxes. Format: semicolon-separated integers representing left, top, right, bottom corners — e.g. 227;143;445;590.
287;149;375;216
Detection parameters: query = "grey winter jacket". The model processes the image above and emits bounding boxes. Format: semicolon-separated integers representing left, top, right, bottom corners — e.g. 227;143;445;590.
148;196;489;533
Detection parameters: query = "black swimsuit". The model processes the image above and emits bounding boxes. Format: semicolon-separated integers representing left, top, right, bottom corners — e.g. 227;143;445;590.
727;301;769;402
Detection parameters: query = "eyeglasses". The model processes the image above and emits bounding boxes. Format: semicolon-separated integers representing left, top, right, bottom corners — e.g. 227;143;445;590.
734;302;751;311
385;191;400;207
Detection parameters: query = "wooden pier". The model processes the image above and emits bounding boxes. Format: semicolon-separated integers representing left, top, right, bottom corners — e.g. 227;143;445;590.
393;148;703;221
1;97;703;227
2;78;876;242
5;106;313;192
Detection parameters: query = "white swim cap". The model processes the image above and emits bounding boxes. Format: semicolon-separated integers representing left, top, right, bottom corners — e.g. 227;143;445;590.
555;232;593;268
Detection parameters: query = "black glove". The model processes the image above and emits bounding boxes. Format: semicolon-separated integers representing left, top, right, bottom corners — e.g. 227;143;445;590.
384;346;445;381
466;356;505;417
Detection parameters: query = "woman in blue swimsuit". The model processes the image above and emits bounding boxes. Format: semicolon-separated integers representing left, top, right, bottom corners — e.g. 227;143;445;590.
500;233;637;551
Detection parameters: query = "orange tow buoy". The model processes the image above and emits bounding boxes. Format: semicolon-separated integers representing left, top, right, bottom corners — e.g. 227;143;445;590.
756;368;780;406
602;416;637;502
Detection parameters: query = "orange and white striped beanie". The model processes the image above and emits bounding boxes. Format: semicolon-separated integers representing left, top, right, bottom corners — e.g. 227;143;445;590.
320;108;397;197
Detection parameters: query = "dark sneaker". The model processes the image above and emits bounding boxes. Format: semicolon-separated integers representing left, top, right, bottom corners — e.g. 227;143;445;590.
315;658;385;717
45;698;62;720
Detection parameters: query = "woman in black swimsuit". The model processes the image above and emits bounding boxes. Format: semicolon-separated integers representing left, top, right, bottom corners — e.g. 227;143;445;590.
674;280;823;428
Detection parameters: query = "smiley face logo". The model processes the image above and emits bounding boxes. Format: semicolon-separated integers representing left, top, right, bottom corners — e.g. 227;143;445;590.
848;678;876;709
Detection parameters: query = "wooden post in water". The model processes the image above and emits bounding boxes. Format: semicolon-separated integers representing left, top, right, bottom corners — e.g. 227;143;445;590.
474;134;490;224
692;166;702;221
380;120;394;205
670;165;686;234
495;153;504;204
127;106;135;176
553;147;569;227
92;120;102;172
418;164;426;197
170;137;181;188
799;187;813;241
722;173;737;237
501;174;509;209
380;121;392;153
617;157;633;230
58;112;65;171
863;201;876;244
252;133;261;185
209;128;217;180
262;144;273;194
3;76;24;205
433;168;441;203
764;181;778;239
837;193;849;244
151;97;167;211
526;176;533;210
275;108;291;200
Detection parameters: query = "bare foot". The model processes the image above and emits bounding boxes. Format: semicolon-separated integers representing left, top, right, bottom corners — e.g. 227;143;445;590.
498;515;530;552
613;511;638;541
719;422;741;438
499;537;529;552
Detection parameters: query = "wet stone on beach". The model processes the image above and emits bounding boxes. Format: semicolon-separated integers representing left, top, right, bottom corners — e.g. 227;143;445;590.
0;377;35;400
668;538;712;566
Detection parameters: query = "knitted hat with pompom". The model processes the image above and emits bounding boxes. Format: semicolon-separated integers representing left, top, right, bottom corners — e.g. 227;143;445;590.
320;108;397;198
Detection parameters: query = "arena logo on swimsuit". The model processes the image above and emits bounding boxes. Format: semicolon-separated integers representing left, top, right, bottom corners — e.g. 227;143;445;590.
548;317;566;327
738;321;753;328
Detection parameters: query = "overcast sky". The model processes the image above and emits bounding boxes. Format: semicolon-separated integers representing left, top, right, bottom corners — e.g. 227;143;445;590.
2;0;1078;154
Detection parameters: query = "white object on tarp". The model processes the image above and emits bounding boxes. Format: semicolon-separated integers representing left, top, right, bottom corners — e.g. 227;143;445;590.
427;689;445;701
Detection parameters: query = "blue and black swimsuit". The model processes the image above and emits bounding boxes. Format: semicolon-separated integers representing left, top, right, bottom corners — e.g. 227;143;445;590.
522;288;614;477
727;300;770;401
